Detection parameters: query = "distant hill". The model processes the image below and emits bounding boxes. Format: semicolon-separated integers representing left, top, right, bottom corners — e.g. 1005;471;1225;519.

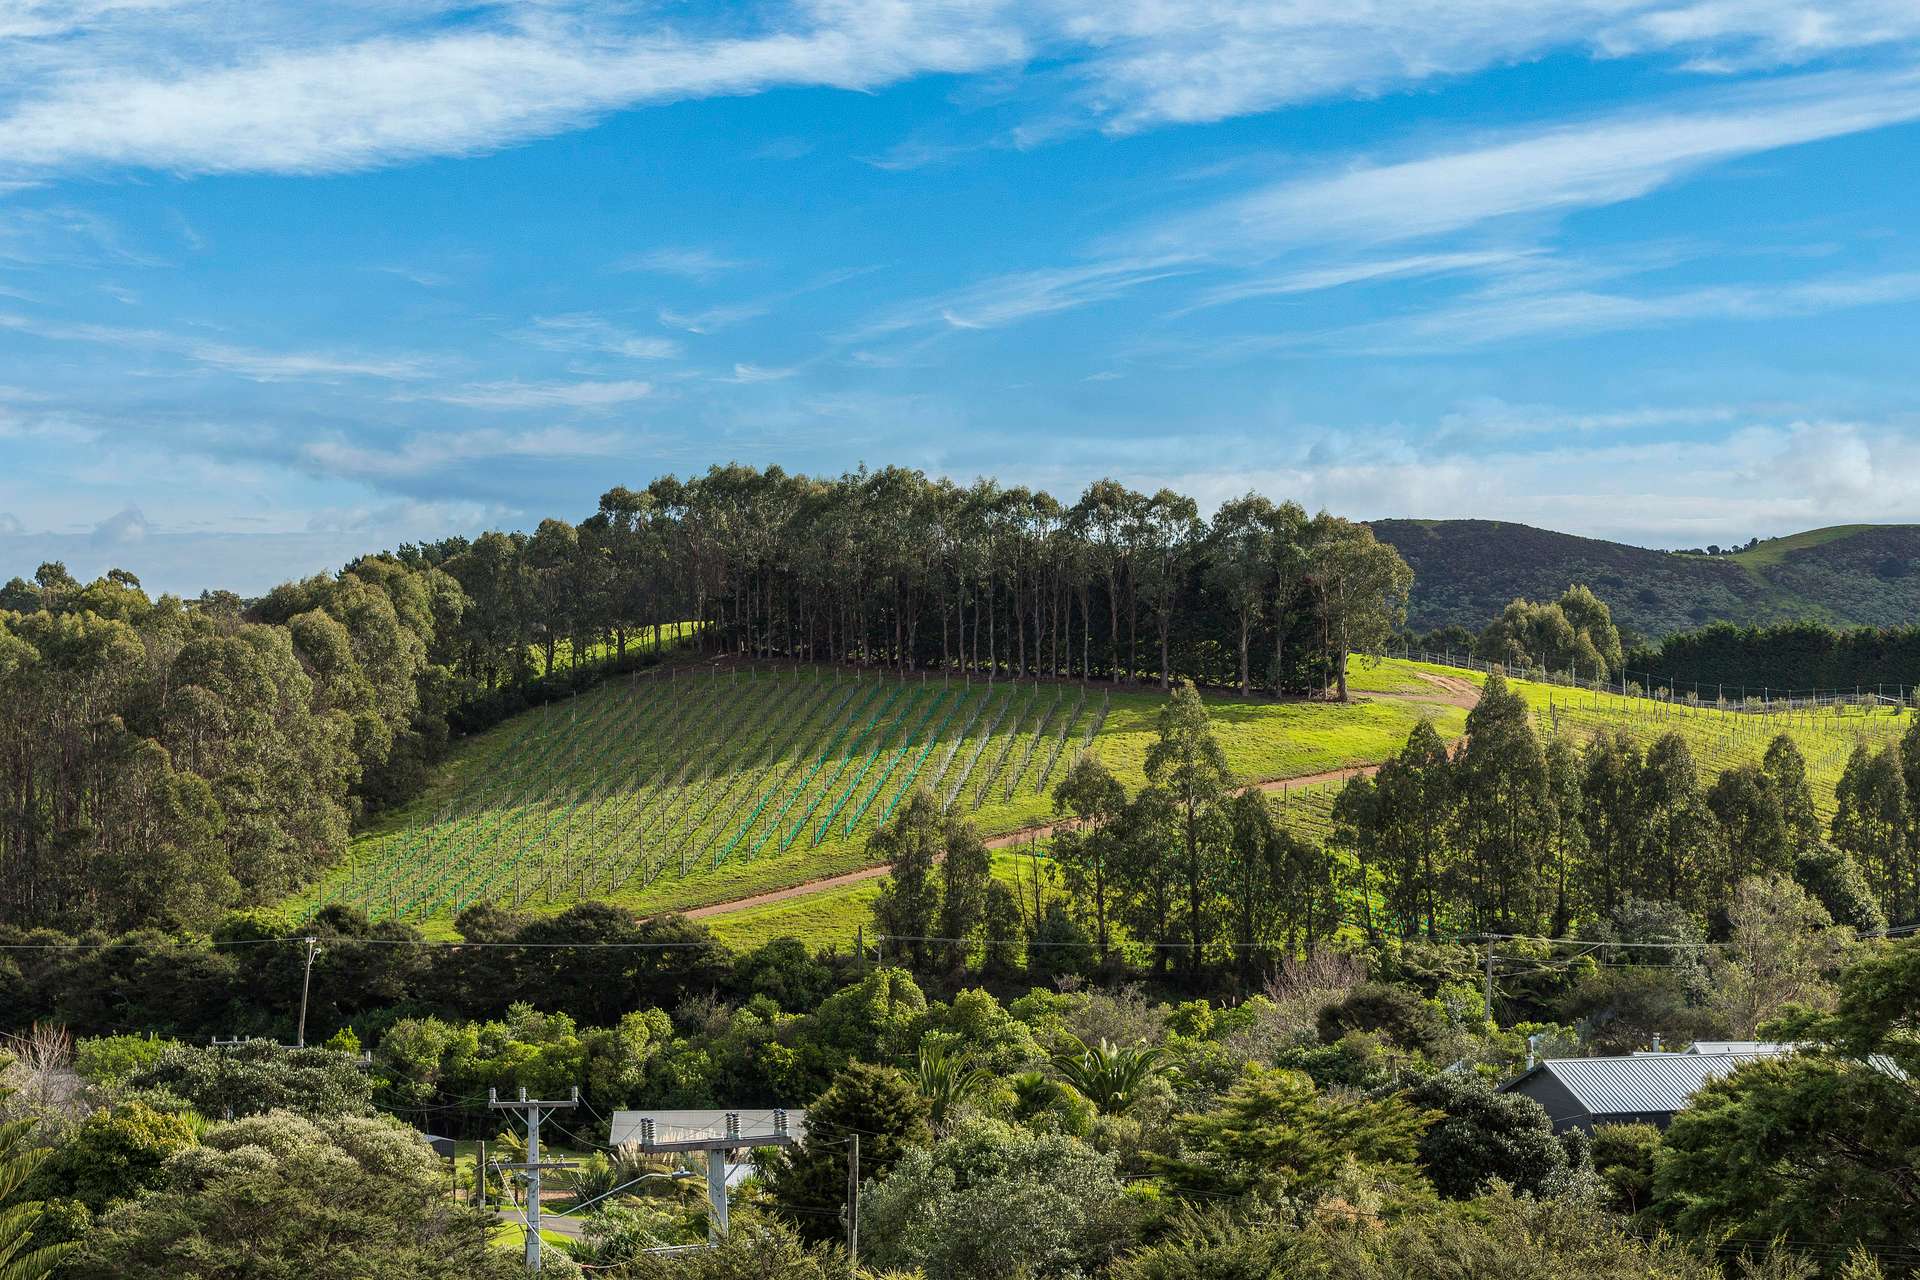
1370;520;1920;639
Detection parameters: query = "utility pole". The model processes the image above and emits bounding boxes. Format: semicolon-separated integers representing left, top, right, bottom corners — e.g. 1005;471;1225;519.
847;1133;860;1267
295;936;319;1049
1483;942;1495;1016
490;1086;579;1274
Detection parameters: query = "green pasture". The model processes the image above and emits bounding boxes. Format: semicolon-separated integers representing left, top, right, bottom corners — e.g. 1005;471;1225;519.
291;659;1463;931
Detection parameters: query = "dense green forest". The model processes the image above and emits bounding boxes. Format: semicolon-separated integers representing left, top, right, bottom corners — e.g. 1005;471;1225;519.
0;464;1408;935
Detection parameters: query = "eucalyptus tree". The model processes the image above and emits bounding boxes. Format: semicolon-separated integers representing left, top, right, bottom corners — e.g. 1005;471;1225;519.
1832;744;1912;923
1452;672;1550;932
1052;754;1129;958
1305;513;1412;701
1206;495;1273;696
526;517;579;677
1261;499;1310;691
1074;479;1144;683
1137;489;1202;689
1144;680;1233;981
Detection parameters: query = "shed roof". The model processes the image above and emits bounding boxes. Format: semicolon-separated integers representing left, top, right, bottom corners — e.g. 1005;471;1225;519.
1500;1049;1785;1116
607;1108;806;1147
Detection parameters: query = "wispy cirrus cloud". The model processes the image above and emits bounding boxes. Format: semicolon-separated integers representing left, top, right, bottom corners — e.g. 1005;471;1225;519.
521;313;681;360
0;3;1030;180
301;424;631;479
1171;249;1541;315
8;0;1918;187
615;246;748;279
851;254;1196;338
1046;1;1920;133
0;310;429;380
410;378;653;409
1139;67;1920;258
858;65;1920;344
1352;268;1920;351
658;301;770;334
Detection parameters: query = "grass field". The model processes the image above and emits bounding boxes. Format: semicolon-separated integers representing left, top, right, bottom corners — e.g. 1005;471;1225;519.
293;661;1465;932
290;651;1907;944
702;848;1052;952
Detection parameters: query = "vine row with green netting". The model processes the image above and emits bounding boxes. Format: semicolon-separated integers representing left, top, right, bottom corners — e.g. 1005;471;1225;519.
301;667;1117;925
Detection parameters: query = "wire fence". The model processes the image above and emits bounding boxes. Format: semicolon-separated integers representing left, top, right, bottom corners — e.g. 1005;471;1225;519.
1391;645;1919;713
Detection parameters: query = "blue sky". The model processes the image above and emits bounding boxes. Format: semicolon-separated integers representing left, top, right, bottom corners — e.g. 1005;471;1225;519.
5;1;1920;594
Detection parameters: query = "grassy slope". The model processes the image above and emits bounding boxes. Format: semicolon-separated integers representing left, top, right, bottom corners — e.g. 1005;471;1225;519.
709;660;1916;953
1720;525;1880;570
297;649;1913;952
294;662;1467;936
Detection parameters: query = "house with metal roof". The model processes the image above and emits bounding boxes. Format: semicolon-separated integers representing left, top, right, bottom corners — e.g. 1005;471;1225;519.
1498;1048;1787;1132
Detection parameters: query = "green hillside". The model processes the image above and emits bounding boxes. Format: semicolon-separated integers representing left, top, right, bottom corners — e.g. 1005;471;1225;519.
1372;518;1920;637
296;662;1467;932
700;657;1915;952
292;648;1919;950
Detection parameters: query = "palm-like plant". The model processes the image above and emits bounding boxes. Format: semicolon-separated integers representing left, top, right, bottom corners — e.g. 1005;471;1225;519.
915;1042;997;1128
0;1089;73;1280
567;1143;695;1208
1050;1034;1169;1115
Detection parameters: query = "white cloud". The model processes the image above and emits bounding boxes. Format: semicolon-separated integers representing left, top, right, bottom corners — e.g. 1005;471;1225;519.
719;362;800;383
0;311;428;380
1047;0;1920;132
853;255;1195;338
616;247;747;279
89;503;149;546
413;379;654;409
1358;268;1920;350
522;314;681;360
1173;250;1540;314
3;0;1919;186
300;425;630;479
0;3;1029;179
1147;68;1920;256
658;301;771;334
863;67;1920;341
0;511;23;534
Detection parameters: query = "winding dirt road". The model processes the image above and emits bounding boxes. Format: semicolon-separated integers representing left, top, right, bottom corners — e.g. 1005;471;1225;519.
681;673;1480;922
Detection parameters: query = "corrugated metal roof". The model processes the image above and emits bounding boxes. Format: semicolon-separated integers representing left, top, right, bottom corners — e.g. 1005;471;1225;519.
1503;1050;1785;1115
607;1108;807;1147
1686;1041;1794;1055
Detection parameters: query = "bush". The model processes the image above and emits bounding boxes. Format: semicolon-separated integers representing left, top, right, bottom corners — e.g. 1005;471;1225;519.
70;1111;519;1279
731;938;835;1012
1590;1123;1661;1216
1316;982;1443;1053
1398;1072;1567;1199
861;1117;1142;1279
73;1036;175;1089
29;1101;199;1211
128;1040;373;1120
758;1063;931;1243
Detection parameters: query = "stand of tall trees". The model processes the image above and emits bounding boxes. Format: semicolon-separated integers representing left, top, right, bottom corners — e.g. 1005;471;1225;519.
410;466;1410;699
0;557;463;932
1326;674;1900;939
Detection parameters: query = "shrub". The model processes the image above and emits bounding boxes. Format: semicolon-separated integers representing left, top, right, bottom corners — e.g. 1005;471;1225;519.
1398;1072;1567;1199
1316;982;1443;1053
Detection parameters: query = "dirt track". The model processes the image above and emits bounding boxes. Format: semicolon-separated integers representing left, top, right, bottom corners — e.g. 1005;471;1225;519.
680;674;1480;922
683;764;1409;921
